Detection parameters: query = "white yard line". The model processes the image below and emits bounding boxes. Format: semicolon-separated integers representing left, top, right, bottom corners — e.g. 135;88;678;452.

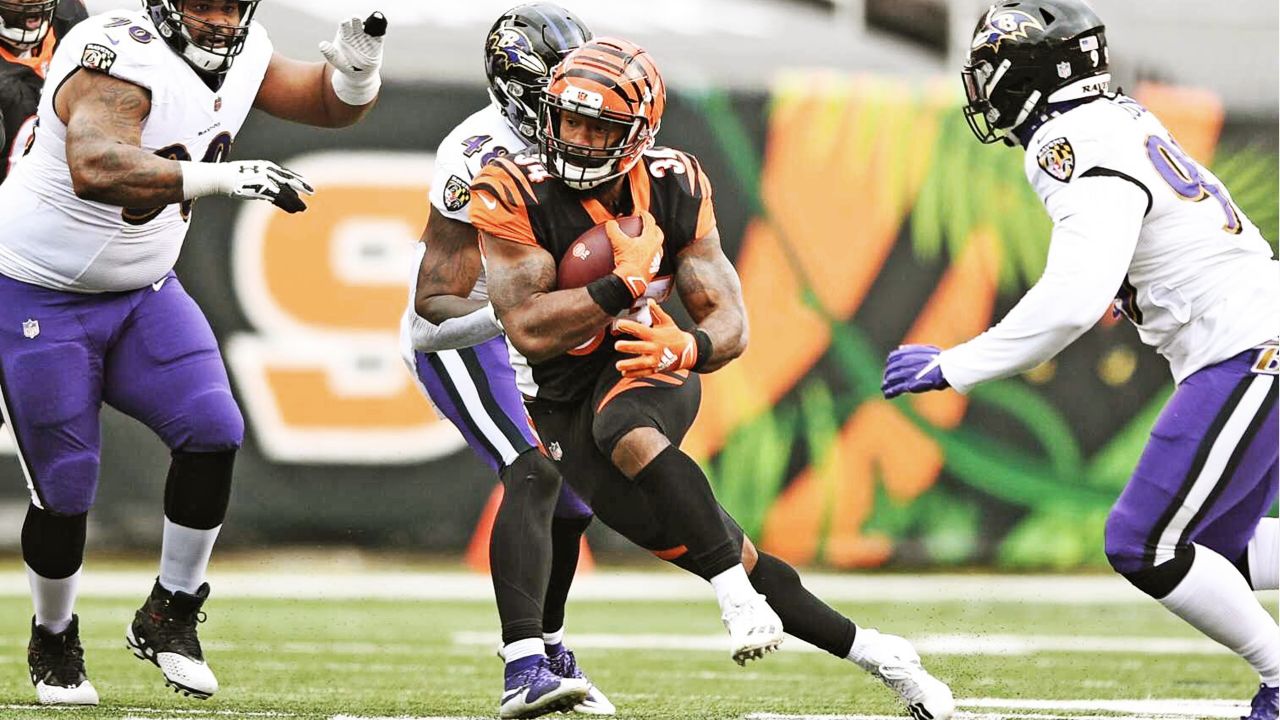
451;631;1227;656
0;570;1200;603
750;696;1248;720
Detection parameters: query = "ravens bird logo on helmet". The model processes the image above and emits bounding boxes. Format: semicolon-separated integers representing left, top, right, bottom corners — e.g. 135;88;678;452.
971;8;1045;53
487;27;548;76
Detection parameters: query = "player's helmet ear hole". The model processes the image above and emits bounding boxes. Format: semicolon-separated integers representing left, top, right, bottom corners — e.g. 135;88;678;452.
1040;9;1056;24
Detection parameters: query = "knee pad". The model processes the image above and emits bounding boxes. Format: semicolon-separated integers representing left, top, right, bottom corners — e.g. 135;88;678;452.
1120;545;1196;599
1103;505;1149;575
164;450;236;530
37;452;101;516
22;504;87;579
173;389;244;452
500;448;562;505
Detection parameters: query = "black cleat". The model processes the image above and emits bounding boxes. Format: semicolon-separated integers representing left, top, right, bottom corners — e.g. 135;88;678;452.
29;615;99;705
126;579;219;699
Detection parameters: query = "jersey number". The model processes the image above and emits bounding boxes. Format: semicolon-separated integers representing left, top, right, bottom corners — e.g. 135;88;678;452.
1145;135;1242;234
122;132;233;226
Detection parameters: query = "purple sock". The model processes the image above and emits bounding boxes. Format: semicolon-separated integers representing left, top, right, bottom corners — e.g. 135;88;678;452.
504;654;542;682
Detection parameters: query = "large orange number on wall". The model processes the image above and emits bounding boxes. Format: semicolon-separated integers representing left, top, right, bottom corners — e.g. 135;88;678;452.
226;151;466;464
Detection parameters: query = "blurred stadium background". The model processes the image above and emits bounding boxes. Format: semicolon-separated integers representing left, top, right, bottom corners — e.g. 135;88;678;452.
0;1;1276;717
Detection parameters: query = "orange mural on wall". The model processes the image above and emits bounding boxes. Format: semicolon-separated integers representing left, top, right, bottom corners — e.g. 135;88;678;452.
685;76;952;461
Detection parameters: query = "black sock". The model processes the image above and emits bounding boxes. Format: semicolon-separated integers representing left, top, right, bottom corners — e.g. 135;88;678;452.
493;449;561;644
633;446;740;578
542;515;591;636
23;505;86;580
749;552;857;657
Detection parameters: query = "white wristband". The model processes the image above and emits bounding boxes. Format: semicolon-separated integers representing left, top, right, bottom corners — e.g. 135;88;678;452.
330;69;381;106
178;161;230;200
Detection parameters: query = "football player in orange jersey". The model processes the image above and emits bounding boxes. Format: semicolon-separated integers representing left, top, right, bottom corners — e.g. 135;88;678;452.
0;0;86;183
469;37;955;719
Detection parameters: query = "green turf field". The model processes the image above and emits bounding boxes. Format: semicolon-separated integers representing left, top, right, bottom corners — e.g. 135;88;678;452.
0;588;1267;720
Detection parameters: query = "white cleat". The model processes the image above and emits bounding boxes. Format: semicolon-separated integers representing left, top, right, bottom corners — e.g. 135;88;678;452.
850;629;954;720
722;593;784;666
34;679;99;706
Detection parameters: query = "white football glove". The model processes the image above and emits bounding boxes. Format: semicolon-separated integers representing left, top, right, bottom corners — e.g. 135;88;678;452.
180;160;315;214
319;13;385;106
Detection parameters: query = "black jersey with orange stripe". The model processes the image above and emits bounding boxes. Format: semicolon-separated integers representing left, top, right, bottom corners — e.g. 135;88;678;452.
471;145;717;403
0;0;87;183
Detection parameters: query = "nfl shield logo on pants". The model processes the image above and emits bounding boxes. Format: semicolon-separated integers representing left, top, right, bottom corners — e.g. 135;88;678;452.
22;318;39;339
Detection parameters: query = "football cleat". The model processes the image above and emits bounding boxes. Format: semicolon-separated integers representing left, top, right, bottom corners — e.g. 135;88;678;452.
721;593;784;666
28;615;99;706
1243;684;1279;720
126;579;218;699
850;629;954;720
500;656;590;719
547;647;616;715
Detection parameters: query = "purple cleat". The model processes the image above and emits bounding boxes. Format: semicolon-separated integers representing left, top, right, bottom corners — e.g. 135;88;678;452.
547;648;615;715
499;656;589;719
1243;685;1279;720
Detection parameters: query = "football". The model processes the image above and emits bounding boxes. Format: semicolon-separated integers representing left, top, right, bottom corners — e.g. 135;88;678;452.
557;215;644;289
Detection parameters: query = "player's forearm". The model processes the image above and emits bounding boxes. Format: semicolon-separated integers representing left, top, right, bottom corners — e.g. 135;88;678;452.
319;64;376;128
939;177;1146;392
693;307;748;373
407;304;503;353
501;289;613;363
67;141;183;206
418;295;487;325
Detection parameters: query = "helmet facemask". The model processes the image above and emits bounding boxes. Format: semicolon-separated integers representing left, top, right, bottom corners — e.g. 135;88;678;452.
538;90;654;190
962;57;1042;145
148;0;261;75
0;0;56;53
535;37;665;191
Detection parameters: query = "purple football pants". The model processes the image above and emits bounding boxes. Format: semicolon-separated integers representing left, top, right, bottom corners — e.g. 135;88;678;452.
1105;346;1278;574
0;272;243;515
412;335;591;519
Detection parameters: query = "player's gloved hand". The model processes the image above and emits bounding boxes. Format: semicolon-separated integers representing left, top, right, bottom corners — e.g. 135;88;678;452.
180;160;315;214
881;344;949;399
319;12;386;106
615;300;698;378
608;210;664;299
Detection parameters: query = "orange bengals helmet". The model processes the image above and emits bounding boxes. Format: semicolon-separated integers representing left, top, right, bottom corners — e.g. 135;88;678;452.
537;37;666;190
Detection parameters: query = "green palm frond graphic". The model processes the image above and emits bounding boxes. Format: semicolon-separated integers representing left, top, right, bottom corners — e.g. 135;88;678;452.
1213;144;1280;250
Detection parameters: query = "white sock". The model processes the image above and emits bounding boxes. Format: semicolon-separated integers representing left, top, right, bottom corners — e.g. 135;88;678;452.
26;565;79;634
543;626;565;647
1159;544;1279;685
1247;517;1279;591
709;564;756;612
159;518;220;594
503;637;545;664
846;626;879;667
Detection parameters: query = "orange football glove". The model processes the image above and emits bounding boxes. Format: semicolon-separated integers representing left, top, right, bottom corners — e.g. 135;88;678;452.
607;210;664;299
615;300;699;378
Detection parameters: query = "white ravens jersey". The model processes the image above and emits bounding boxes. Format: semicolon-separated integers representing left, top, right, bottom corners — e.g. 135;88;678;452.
415;103;526;304
0;10;272;293
1025;95;1279;382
